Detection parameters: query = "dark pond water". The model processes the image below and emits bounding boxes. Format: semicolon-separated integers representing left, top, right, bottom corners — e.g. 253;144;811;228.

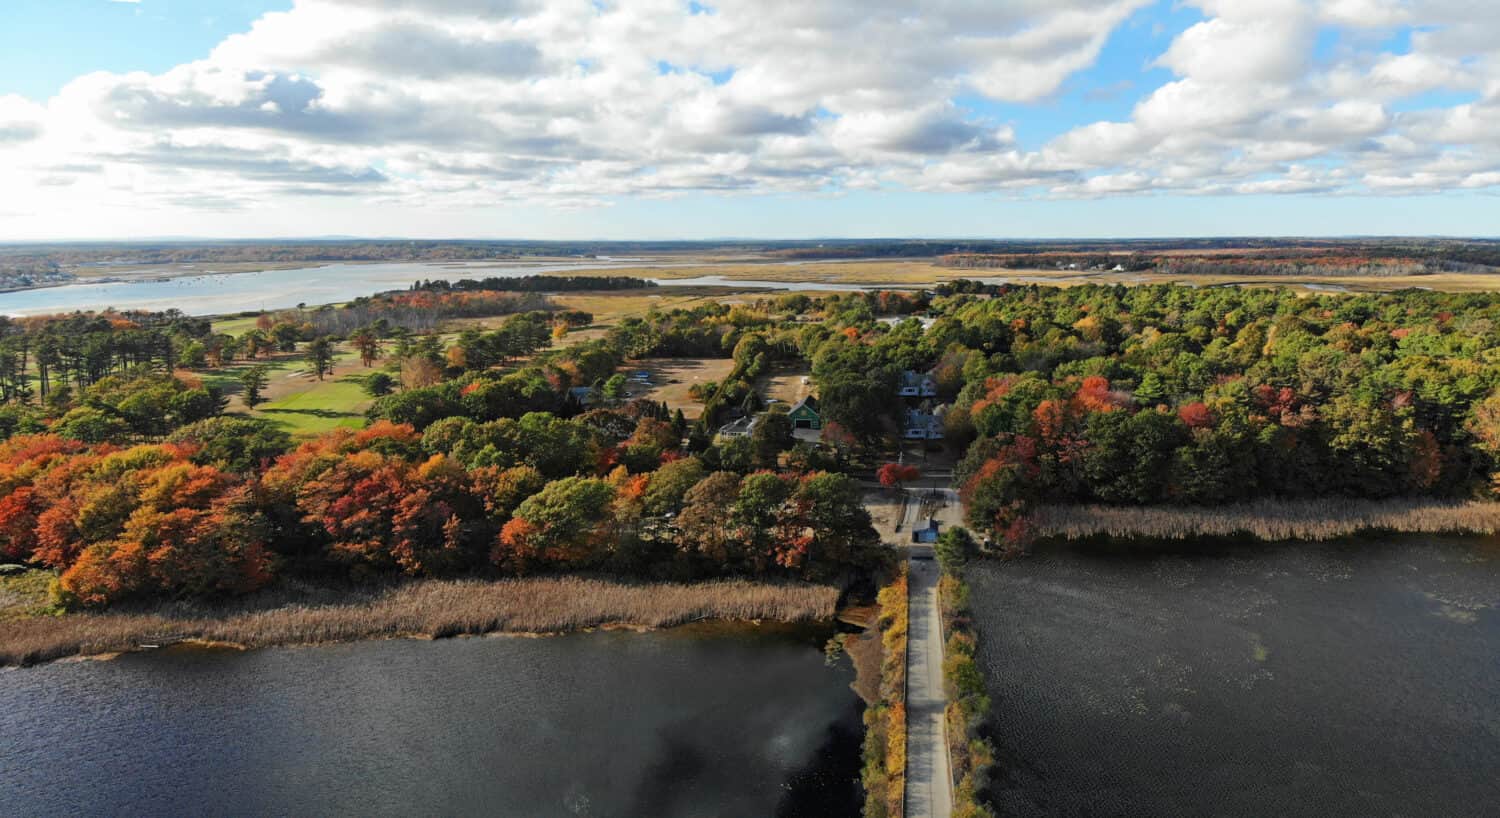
0;624;862;817
968;536;1500;817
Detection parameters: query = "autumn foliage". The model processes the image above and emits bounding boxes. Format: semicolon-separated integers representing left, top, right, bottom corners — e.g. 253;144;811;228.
0;398;884;608
0;435;273;606
877;462;921;489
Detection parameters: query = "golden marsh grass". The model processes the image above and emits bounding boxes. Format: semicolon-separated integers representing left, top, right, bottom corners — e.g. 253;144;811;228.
0;577;839;667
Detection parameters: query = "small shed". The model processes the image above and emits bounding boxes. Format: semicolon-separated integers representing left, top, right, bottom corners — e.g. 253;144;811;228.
912;519;941;543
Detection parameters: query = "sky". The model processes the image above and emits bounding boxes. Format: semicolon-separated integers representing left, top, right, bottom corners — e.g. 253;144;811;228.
0;0;1497;241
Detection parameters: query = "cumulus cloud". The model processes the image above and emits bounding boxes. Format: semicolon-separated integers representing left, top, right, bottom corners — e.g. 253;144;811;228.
0;96;44;144
4;0;1500;220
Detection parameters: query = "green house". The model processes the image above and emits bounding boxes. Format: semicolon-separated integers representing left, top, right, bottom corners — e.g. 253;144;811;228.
788;396;822;430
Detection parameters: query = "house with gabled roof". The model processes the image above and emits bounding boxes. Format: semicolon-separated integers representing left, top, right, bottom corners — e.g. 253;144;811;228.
898;370;939;398
717;415;761;439
904;407;945;440
787;395;822;430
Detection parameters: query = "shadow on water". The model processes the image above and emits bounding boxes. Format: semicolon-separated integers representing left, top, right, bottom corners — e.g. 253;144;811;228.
776;703;864;817
0;622;866;818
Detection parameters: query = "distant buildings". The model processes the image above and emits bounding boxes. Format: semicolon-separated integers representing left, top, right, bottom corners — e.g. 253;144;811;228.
0;268;73;292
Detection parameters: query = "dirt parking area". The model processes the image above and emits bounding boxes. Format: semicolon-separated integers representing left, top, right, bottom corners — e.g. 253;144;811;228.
758;364;812;407
621;357;738;419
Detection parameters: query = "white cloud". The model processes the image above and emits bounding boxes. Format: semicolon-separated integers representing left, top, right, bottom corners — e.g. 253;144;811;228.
5;0;1500;225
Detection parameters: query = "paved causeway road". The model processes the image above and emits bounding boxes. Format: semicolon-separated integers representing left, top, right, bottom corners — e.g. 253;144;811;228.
905;549;953;818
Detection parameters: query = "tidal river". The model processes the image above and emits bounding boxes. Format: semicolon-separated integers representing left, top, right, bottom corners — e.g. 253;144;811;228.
968;535;1500;817
0;623;862;817
0;261;888;316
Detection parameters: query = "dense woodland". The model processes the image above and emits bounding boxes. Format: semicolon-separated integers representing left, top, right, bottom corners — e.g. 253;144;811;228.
0;297;884;609
4;278;1500;606
796;284;1500;547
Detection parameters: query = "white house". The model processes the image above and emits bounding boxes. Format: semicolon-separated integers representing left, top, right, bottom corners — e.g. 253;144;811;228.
898;370;939;398
904;408;944;440
717;415;761;439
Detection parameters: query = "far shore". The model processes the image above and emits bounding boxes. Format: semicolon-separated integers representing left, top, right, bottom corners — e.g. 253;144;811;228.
1031;497;1500;543
0;576;840;668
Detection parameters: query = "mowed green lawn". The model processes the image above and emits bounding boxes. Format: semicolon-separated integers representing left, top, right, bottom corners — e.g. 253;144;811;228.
256;375;372;436
210;315;263;337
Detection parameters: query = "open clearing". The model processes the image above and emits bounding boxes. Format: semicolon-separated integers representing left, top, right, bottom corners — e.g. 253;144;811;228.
619;357;737;419
189;344;371;436
257;375;372;436
758;363;812;406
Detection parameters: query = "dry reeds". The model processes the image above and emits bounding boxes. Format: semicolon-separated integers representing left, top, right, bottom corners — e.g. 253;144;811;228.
0;577;838;668
1031;498;1500;543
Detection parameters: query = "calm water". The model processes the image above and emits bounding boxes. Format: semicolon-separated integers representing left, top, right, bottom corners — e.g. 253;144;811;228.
969;536;1500;817
0;624;862;817
0;262;637;316
0;262;898;316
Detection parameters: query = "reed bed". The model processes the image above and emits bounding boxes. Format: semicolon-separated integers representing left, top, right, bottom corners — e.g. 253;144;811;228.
1032;498;1500;543
0;577;838;668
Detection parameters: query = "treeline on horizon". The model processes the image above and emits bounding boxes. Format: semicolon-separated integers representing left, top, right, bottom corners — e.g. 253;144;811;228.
7;236;1500;275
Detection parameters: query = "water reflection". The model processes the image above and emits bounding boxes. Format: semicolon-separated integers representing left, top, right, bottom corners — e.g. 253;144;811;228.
0;624;862;817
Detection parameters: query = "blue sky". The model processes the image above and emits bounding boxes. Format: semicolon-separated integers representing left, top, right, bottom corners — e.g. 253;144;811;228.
0;1;291;101
0;0;1495;240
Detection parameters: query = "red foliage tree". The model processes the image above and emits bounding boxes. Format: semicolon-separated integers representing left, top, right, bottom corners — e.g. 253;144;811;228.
877;462;921;490
1177;402;1215;430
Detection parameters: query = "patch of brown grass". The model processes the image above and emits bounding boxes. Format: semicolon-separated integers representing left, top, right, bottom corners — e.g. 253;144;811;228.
621;357;739;419
0;577;838;667
1032;498;1500;542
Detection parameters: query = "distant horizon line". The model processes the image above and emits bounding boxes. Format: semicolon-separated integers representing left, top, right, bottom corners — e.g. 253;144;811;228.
3;234;1499;246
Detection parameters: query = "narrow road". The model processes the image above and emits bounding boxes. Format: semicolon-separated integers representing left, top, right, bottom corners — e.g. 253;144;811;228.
905;549;953;818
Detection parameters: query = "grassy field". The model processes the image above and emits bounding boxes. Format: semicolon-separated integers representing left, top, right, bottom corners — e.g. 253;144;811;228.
257;374;372;435
186;343;371;436
209;315;265;336
0;577;840;667
553;259;1500;293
